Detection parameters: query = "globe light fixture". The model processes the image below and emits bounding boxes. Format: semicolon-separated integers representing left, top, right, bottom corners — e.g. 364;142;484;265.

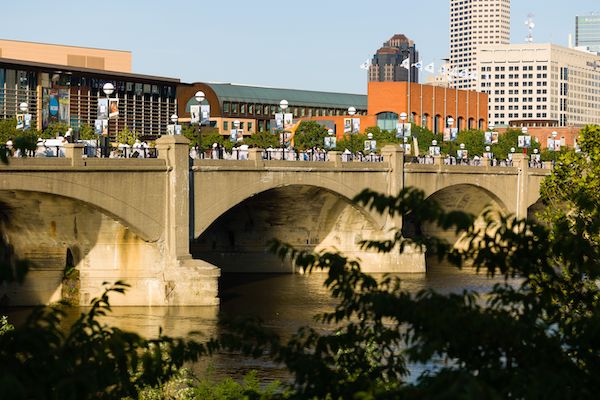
102;82;115;96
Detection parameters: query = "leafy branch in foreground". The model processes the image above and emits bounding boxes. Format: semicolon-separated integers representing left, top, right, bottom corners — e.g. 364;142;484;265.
0;281;219;400
224;160;600;399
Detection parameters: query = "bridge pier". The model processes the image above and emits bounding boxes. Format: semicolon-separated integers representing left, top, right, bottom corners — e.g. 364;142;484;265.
154;135;219;306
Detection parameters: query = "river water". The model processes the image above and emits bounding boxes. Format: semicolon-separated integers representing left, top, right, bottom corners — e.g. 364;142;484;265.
6;263;517;384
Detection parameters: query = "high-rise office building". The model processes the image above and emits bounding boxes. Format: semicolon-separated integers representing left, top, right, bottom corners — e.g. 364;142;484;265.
576;14;600;54
368;34;419;83
477;43;600;128
449;0;511;90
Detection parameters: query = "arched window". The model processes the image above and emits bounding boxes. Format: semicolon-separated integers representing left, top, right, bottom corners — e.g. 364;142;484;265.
457;117;464;132
478;119;485;130
376;112;399;131
468;118;475;130
422;113;430;129
434;115;441;134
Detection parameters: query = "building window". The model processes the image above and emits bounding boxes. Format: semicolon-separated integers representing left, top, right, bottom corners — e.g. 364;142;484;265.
376;112;398;131
223;121;229;131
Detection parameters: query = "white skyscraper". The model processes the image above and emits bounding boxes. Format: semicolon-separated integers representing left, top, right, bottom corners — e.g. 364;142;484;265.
449;0;511;89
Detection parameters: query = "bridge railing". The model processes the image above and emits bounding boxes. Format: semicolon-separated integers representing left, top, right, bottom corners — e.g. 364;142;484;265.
406;155;552;169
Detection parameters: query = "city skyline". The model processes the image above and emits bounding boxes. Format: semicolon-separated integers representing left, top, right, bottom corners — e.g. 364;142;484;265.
0;0;598;94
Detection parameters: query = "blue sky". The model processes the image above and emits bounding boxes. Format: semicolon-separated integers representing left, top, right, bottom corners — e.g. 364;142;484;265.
0;0;598;94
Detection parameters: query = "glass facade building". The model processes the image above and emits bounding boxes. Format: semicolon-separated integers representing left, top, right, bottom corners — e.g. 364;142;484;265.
0;58;178;138
576;14;600;54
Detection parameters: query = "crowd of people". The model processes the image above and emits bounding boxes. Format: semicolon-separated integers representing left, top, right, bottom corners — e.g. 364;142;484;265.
414;154;547;168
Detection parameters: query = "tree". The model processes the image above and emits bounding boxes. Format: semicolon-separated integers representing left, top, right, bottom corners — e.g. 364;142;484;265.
336;133;368;153
183;124;222;151
42;122;70;139
116;127;137;146
219;125;600;399
244;130;279;149
293;121;327;150
0;282;218;400
78;124;96;140
0;118;19;144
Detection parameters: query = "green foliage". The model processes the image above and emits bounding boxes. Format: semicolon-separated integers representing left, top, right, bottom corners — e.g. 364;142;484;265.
336;133;368;153
202;131;234;151
0;282;219;400
13;132;38;156
244;131;279;149
0;118;20;144
183;124;223;151
78;124;96;140
217;126;600;398
293;121;327;150
42;122;70;139
0;316;13;335
135;368;286;400
116;127;138;146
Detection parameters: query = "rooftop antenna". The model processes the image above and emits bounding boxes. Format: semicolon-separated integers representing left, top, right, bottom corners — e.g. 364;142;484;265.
525;13;535;43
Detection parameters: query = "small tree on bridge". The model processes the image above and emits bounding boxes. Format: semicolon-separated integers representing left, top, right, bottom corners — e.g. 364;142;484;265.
293;121;328;151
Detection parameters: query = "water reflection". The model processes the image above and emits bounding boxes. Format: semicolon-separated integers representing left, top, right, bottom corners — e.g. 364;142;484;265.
4;264;519;383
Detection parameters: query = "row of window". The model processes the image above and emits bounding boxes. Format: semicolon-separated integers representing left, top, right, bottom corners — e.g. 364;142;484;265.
221;101;366;118
0;67;177;99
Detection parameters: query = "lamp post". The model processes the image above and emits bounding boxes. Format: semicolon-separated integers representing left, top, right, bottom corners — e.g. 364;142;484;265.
194;90;205;152
325;128;335;149
101;82;115;157
348;106;356;135
459;142;465;164
533;148;540;167
233;119;240;143
280;99;288;160
551;130;558;165
170;114;179;136
509;147;515;164
18;102;28;131
399;112;407;138
430;139;440;157
447;116;455;157
521;126;529;155
484;145;492;165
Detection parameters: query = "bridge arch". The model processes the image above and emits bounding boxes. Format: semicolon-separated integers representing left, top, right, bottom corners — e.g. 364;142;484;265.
403;183;508;252
193;183;387;273
194;170;390;238
0;172;163;242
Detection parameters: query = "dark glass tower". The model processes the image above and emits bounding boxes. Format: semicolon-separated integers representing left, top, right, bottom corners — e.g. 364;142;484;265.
368;34;419;83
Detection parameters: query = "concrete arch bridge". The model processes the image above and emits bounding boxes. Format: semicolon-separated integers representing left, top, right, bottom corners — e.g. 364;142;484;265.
0;137;549;306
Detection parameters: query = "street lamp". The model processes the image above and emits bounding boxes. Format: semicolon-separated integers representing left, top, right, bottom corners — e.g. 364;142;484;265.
430;139;440;157
509;147;515;163
521;126;529;155
551;131;558;164
447;116;455;156
348;106;356;116
325;128;335;149
101;82;115;157
459;142;465;164
279;99;288;160
194;90;205;151
398;112;407;138
365;132;376;154
233;120;241;143
171;114;179;135
18;102;28;131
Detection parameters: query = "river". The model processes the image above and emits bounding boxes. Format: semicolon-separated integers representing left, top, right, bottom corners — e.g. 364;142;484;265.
5;263;518;384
